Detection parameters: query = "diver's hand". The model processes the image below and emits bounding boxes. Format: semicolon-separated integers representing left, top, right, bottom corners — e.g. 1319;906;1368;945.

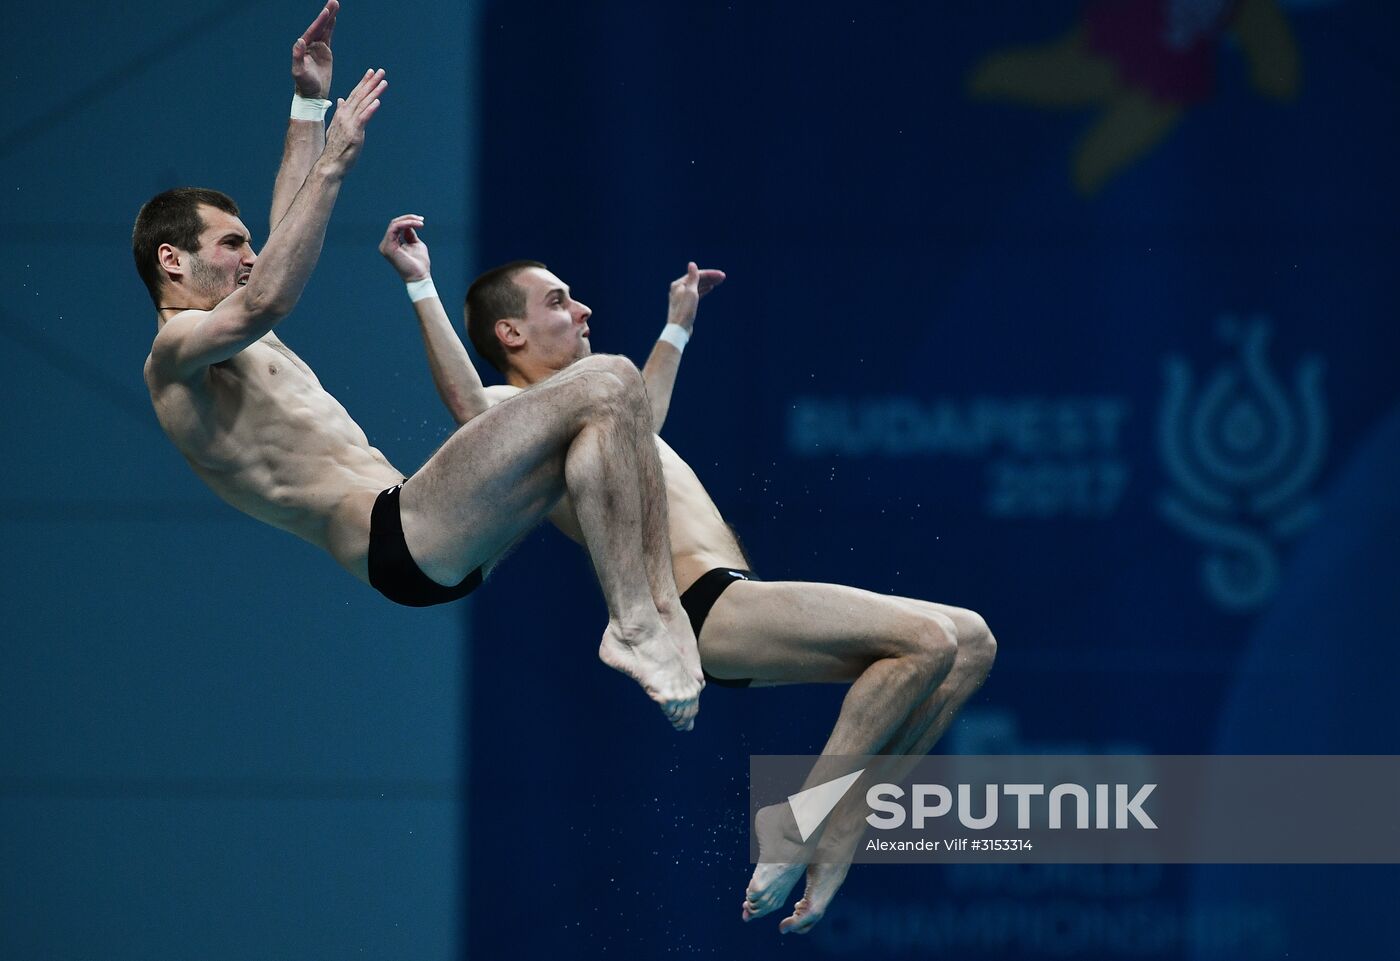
379;214;431;282
667;261;726;332
292;0;338;99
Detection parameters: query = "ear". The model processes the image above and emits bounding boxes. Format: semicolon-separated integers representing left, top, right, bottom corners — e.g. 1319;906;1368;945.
496;317;525;349
157;243;186;283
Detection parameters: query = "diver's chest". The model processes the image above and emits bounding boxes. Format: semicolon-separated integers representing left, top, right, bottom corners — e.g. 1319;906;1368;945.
213;348;325;406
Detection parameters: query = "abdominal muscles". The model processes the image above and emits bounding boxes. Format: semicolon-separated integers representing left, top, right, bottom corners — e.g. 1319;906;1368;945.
164;341;401;545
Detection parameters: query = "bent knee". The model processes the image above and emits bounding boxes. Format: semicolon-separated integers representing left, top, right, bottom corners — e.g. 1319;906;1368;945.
572;354;646;411
900;612;958;681
575;353;643;390
957;609;998;674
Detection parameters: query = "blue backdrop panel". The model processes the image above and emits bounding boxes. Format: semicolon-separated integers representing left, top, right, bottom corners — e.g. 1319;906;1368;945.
0;3;474;958
466;1;1398;959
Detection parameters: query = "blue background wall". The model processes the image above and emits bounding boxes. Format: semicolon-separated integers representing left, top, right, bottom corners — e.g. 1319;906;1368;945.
466;1;1398;959
2;1;1397;959
1;2;475;958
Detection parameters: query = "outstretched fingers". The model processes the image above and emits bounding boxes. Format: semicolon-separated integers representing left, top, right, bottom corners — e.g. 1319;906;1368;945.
300;0;338;45
339;68;387;122
351;68;389;109
322;69;386;172
360;74;389;120
322;0;338;43
697;268;726;296
674;262;726;297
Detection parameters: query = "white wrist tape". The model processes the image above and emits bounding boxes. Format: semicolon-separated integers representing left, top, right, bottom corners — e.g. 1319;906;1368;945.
290;93;331;121
659;323;691;352
406;277;439;303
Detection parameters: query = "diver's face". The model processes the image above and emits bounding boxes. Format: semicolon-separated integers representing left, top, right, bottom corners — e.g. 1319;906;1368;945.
188;205;256;302
513;267;592;369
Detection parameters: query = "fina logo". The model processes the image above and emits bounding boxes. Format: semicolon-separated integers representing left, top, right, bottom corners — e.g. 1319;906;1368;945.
1158;317;1327;611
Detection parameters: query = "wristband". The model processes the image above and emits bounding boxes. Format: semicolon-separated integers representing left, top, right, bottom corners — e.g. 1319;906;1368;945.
406;277;439;303
290;93;331;122
659;323;691;352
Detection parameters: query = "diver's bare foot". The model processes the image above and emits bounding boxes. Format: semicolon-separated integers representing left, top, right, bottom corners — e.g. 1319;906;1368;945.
658;601;704;686
598;620;701;731
743;803;810;922
778;860;852;935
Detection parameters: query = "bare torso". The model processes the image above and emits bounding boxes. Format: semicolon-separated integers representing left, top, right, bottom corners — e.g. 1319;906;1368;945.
651;437;750;592
145;330;405;580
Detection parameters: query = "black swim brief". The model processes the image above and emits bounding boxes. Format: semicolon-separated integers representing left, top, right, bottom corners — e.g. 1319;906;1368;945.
680;567;758;688
368;483;483;607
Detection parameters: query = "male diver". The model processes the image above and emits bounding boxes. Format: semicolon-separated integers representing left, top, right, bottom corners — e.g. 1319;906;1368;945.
136;2;703;731
380;214;998;933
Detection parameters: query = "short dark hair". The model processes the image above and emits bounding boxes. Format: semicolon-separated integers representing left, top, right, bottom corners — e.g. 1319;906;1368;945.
465;260;546;373
132;187;240;307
